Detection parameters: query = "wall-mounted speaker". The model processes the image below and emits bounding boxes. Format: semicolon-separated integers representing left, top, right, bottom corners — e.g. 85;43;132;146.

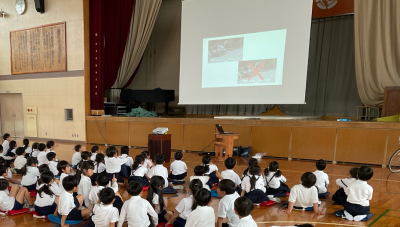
34;0;45;14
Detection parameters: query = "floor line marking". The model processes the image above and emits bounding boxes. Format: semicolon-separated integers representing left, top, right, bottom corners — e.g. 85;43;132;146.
368;209;389;226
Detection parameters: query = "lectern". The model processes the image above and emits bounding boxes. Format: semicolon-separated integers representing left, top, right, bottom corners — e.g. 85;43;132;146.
148;134;171;162
214;133;240;161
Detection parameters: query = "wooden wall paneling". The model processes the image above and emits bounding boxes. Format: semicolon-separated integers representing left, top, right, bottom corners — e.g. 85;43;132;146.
385;130;400;165
221;125;252;147
336;128;387;165
105;122;129;146
129;122;156;147
251;126;291;157
155;123;184;150
291;127;336;161
183;124;215;152
86;120;107;144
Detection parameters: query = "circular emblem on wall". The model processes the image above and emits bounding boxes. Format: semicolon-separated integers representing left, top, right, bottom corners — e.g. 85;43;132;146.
316;0;338;10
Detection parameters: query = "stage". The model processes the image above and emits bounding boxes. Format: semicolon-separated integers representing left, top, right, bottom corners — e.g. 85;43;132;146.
86;116;400;166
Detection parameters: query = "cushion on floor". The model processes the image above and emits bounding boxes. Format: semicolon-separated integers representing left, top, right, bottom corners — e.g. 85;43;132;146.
210;190;219;198
29;190;37;197
0;208;30;215
47;214;83;225
260;201;276;206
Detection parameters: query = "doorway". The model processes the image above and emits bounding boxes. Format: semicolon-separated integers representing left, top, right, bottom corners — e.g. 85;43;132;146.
0;94;24;139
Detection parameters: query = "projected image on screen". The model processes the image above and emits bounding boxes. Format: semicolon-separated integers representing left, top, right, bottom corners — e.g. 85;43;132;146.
238;58;277;84
202;29;286;88
208;37;244;63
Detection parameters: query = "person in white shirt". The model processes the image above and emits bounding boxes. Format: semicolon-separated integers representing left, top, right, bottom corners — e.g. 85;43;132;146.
22;139;32;158
147;154;176;193
3;140;16;166
77;161;94;209
0;158;20;185
333;167;359;205
190;165;211;191
34;171;62;216
14;147;27;173
343;166;373;221
71;144;83;169
169;152;188;181
284;172;324;215
221;158;242;193
31;142;40;158
91;153;106;186
118;181;158;227
1;134;11;157
90;145;101;161
241;158;258;180
241;164;269;204
58;175;91;226
313;159;330;198
186;188;215;227
57;161;71;192
76;151;91;171
47;152;59;177
46;141;57;154
234;197;257;227
21;157;40;191
89;174;123;213
146;176;174;223
128;155;149;186
141;150;154;169
202;155;219;187
264;161;290;198
105;146;128;187
216;179;240;227
0;178;35;212
119;146;133;178
90;187;119;227
166;179;203;227
37;143;49;166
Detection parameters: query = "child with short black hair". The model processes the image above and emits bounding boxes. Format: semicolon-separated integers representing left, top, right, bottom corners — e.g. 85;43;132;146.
242;158;258;179
118;181;158;227
147;153;176;193
166;179;203;227
265;161;290;198
332;167;359;205
21;157;40;191
47;152;58;176
91;153;106;186
221;157;241;192
2;133;11;155
34;171;62;217
147;176;174;223
57;161;71;192
119;146;133;178
234;197;257;227
202;155;219;187
0;178;35;212
77;161;94;209
105;146;128;187
31;142;39;157
217;179;240;227
37;143;48;166
190;165;211;191
284;172;324;215
14;147;27;174
0;157;19;185
186;188;215;227
169;151;188;180
90;145;101;161
141;150;153;169
91;188;119;227
58;175;91;225
22;139;32;158
77;151;91;170
4;140;16;167
241;164;270;204
343;166;373;221
89;174;123;213
313;159;330;198
128;154;149;186
46;141;57;153
71;144;83;169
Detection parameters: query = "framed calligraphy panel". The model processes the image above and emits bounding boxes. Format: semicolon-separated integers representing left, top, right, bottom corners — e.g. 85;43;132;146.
10;22;66;74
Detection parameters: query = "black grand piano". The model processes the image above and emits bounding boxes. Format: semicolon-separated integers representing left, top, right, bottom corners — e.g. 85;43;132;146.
120;89;175;115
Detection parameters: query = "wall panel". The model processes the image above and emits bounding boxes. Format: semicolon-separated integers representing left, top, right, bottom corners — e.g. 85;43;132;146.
184;124;215;152
129;122;156;147
251;126;291;157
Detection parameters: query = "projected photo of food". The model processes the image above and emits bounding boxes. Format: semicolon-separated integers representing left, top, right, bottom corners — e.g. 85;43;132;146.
237;58;277;84
208;37;244;63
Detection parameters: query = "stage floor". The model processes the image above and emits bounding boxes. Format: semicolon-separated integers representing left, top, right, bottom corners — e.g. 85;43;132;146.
3;140;400;227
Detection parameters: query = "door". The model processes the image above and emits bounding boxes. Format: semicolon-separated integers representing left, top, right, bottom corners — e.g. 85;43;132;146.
13;94;24;138
0;94;16;137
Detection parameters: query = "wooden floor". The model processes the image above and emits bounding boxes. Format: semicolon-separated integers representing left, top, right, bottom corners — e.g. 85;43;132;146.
3;140;400;227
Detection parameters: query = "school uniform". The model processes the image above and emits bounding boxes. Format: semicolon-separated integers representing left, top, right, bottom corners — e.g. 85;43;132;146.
169;160;188;180
128;165;149;186
202;164;219;188
31;149;40;157
78;174;92;208
237;215;257;227
313;170;330;198
34;183;62;216
58;190;83;220
3;148;15;166
152;193;169;223
332;177;357;205
91;203;119;227
23;146;32;158
173;195;194;227
105;156;128;183
59;173;69;192
190;175;211;191
143;158;153;169
89;182;123;213
37;151;49;166
221;169;242;194
48;161;59;176
186;205;215;227
147;164;169;189
119;154;133;178
218;192;240;227
13;156;27;173
71;152;82;169
265;172;290;197
344;180;373;220
241;175;268;204
287;184;319;210
2;140;9;155
117;195;159;227
21;166;40;191
90;153;98;161
91;162;106;185
0;190;24;211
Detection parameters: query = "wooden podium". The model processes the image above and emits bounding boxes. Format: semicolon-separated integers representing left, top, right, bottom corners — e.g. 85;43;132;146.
214;133;239;161
148;134;171;162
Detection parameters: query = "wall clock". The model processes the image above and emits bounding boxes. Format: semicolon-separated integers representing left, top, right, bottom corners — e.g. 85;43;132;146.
15;0;26;15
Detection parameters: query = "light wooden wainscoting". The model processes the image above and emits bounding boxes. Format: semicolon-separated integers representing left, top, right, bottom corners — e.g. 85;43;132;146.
251;126;291;157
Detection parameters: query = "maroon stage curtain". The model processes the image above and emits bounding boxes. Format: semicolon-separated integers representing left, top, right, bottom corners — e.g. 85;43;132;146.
89;0;135;114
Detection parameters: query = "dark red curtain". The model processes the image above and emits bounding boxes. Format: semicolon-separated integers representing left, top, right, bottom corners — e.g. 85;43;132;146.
90;0;135;113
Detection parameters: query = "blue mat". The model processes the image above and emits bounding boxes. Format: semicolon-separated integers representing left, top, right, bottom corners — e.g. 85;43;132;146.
211;190;219;198
48;214;84;225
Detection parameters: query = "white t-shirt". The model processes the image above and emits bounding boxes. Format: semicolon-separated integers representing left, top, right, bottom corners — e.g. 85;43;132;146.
264;172;287;189
37;151;49;166
313;170;329;193
23;146;32;155
175;195;194;220
94;162;106;174
186;206;215;227
117;196;158;227
131;165;148;177
120;154;133;167
78;174;92;207
35;182;62;207
190;176;210;191
147;165;169;188
71;152;82;166
49;161;59;176
21;166;40;186
288;184;319;208
221;170;241;186
0;190;15;211
203;164;218;175
14;156;27;169
170;160;187;175
336;178;357;195
105;156;128;173
238;215;257;227
91;153;98;161
89;183;119;205
152;193;167;214
143;159;153;169
59;173;69;192
241;175;265;193
218;192;240;226
2;140;9;155
92;203;119;227
31;149;40;157
58;191;75;215
346;180;373;207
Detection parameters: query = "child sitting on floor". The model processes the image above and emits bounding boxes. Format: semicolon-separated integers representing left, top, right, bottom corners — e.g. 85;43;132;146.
46;141;57;153
119;146;133;178
90;188;120;227
22;139;32;158
234;197;257;227
190;165;211;191
332;167;359;205
36;143;48;166
186;188;215;227
31;143;39;157
90;145;101;161
313;159;330;198
77;151;91;170
21;157;40;191
128;154;149;186
71;144;83;169
0;158;19;185
89;174;123;213
0;178;35;212
265;161;290;198
118;181;158;227
202;155;219;188
57;161;71;192
216;179;240;227
241;164;270;204
147;153;177;193
221;157;241;193
13;147;27;174
1;134;10;155
47;152;59;177
91;153;106;186
105;146;128;187
169;151;187;181
242;158;258;179
4;140;16;167
34;171;62;217
77;161;94;209
147;176;174;224
141;150;153;169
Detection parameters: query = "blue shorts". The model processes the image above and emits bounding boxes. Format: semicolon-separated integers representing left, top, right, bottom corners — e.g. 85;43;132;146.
35;203;57;216
158;209;168;223
13;200;24;210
